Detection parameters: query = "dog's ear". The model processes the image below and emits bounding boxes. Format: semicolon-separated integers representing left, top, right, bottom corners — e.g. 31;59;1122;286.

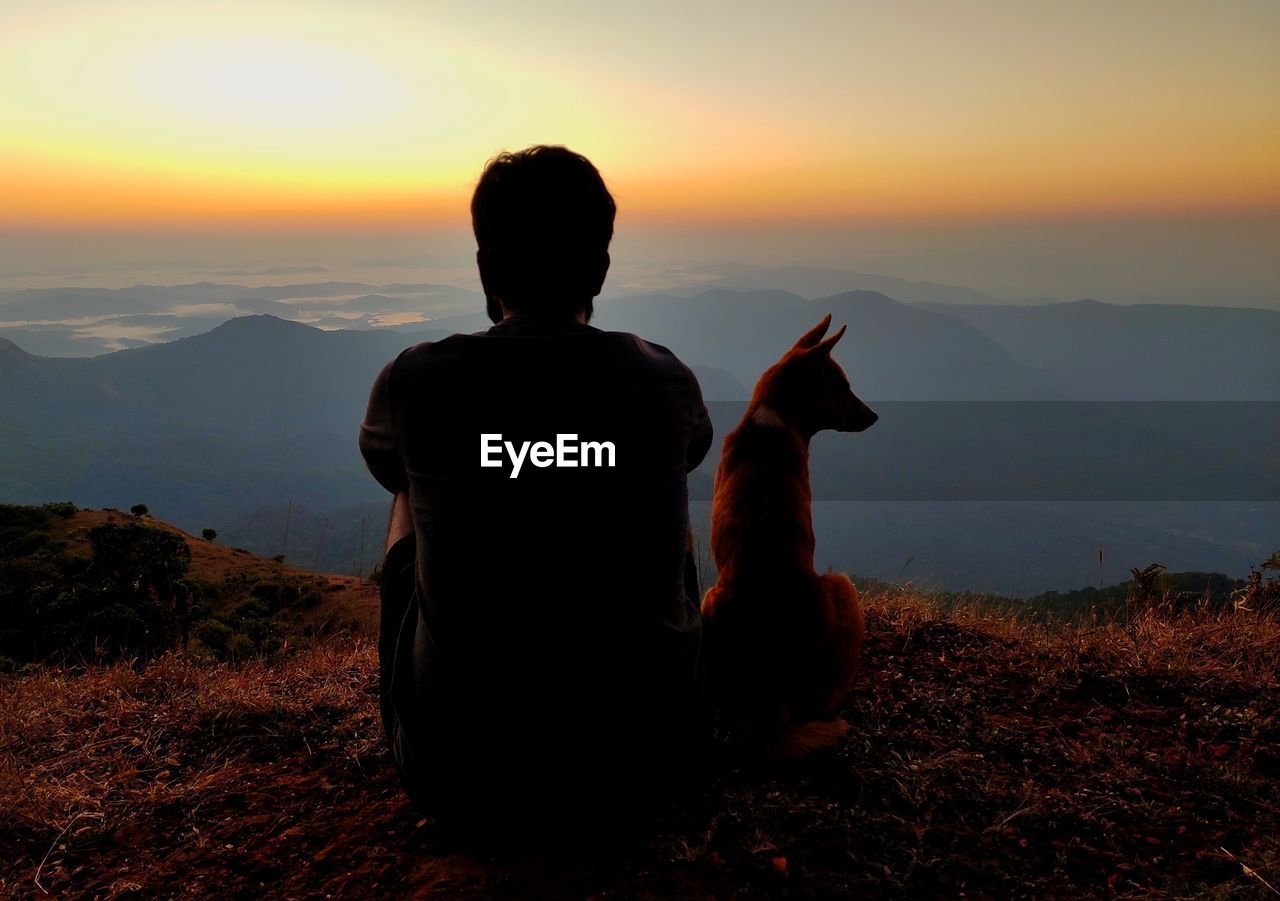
814;324;847;356
794;314;832;349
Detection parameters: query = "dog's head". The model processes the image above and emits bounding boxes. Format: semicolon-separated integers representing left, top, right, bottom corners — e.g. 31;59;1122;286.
755;314;878;436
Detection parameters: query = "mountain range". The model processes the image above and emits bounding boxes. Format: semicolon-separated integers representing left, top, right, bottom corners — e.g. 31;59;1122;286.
2;287;1277;594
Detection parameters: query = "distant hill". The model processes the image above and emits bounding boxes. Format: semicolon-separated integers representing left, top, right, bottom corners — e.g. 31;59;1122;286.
0;281;484;355
654;262;1008;305
0;337;36;375
915;299;1280;399
0;318;411;573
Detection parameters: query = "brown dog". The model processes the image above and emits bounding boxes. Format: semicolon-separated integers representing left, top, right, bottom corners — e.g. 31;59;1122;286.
701;314;878;758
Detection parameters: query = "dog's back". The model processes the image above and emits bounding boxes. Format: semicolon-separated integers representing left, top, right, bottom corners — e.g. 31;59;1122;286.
701;315;876;757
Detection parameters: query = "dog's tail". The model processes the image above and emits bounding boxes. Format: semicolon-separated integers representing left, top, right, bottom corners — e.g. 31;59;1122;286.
761;717;850;760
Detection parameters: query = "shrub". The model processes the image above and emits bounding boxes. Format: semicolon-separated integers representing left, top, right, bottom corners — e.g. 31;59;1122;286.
0;503;53;548
233;598;272;621
192;619;233;653
225;633;256;661
130;504;149;518
201;528;217;542
250;580;281;606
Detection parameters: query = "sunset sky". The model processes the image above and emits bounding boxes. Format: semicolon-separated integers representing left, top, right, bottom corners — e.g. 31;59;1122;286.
2;0;1278;229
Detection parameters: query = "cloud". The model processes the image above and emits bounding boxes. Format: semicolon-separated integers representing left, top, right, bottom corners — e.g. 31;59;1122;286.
191;265;330;276
351;256;437;269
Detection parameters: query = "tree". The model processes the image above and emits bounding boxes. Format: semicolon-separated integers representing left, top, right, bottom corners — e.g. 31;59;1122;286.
130;504;149;518
201;528;217;542
1126;563;1167;620
1236;551;1280;612
0;506;194;662
80;521;192;656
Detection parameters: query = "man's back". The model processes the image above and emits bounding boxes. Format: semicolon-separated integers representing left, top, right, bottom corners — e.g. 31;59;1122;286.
361;314;712;812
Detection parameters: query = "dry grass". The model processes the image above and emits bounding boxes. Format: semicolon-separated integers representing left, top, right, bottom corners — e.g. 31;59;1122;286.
2;595;1278;898
0;641;383;897
869;587;1280;690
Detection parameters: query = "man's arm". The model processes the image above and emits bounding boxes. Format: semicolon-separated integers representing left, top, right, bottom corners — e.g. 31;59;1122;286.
360;357;417;554
684;365;713;604
684;365;714;473
385;490;414;554
359;356;409;496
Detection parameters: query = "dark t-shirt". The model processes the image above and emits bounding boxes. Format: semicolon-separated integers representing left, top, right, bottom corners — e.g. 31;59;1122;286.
359;314;712;790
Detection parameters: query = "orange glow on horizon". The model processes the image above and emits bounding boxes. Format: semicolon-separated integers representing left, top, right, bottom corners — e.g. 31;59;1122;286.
4;147;1276;231
1;1;1277;230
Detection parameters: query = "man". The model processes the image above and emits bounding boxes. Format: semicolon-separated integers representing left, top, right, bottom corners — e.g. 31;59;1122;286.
360;145;713;826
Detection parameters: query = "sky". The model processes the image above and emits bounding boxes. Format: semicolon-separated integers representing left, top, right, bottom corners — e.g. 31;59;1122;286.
0;0;1277;305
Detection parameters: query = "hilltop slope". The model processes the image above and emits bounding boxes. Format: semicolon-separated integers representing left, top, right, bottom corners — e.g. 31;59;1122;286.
68;508;380;635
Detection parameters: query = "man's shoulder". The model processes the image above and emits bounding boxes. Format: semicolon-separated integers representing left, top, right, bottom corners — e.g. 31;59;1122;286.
593;329;693;372
392;327;686;364
386;332;478;373
382;327;698;399
597;328;669;354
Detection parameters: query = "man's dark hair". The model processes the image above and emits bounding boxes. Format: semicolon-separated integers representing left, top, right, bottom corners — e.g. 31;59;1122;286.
471;145;616;323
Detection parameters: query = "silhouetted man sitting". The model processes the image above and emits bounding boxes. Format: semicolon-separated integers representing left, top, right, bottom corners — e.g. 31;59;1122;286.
360;146;712;829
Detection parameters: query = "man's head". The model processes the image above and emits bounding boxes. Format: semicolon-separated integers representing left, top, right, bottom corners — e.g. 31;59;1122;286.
471;145;616;323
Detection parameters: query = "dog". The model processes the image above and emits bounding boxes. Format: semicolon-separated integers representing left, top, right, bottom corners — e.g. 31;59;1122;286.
701;314;878;758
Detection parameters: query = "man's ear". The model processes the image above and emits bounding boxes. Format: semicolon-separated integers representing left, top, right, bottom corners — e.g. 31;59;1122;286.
476;248;494;297
477;249;505;323
794;314;832;349
589;251;611;298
